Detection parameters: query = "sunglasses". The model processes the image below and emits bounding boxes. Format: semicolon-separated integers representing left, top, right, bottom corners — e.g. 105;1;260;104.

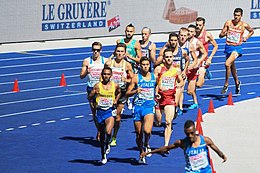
92;48;101;52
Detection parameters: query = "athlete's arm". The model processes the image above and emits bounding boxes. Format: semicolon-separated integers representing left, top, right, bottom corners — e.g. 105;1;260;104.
135;41;142;59
188;44;198;69
88;83;98;100
149;42;157;63
125;62;134;83
197;41;208;65
104;59;112;68
126;74;140;97
141;139;182;158
204;136;227;163
182;48;190;76
243;22;254;42
207;32;218;65
80;58;89;79
176;68;184;88
219;21;229;38
114;83;121;105
154;45;166;66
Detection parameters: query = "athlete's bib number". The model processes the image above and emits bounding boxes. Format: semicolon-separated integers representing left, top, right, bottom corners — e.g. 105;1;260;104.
161;76;175;89
188;151;209;171
98;97;113;108
139;88;154;100
227;31;241;44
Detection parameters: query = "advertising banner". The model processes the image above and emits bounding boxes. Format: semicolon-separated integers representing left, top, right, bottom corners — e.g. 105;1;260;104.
0;0;259;43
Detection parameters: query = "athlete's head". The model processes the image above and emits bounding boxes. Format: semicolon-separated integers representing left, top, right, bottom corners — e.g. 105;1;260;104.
92;42;102;58
188;24;196;39
168;32;178;48
101;66;113;83
115;43;126;60
178;27;188;45
196;17;206;33
140;56;150;73
125;23;135;39
184;120;197;143
163;48;174;65
233;8;243;23
141;27;151;42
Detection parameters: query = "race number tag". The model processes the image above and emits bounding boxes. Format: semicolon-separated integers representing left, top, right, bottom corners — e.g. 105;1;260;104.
188;151;209;171
161;76;175;89
227;31;241;44
98;97;113;107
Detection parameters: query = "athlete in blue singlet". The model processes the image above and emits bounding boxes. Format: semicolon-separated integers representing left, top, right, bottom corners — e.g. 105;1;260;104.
141;120;227;172
126;56;157;164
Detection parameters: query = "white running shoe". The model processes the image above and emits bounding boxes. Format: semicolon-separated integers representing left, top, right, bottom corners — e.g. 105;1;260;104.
138;157;146;164
105;144;110;154
127;99;133;110
145;145;152;157
100;154;107;164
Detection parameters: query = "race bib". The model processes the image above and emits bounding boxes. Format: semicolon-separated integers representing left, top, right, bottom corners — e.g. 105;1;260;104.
188;151;209;171
139;88;154;100
98;97;113;108
161;76;175;89
227;31;241;44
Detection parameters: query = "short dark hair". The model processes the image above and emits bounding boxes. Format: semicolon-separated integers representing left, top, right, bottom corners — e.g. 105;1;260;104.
184;120;195;129
169;32;178;40
126;23;135;29
163;48;173;56
140;56;150;64
92;42;102;49
142;27;151;34
116;43;126;51
188;24;196;29
196;17;205;24
234;8;243;15
102;66;112;75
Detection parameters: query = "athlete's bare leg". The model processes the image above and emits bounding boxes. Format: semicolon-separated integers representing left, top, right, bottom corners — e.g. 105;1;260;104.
196;67;206;88
143;114;154;146
163;105;176;146
224;52;238;86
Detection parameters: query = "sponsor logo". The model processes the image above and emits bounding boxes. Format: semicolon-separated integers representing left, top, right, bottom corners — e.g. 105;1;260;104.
42;1;107;31
250;0;260;19
107;15;120;32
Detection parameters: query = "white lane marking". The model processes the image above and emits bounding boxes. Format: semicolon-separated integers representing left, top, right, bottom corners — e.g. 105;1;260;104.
0;102;89;118
247;92;256;95
0;74;78;85
32;123;41;126
45;120;56;124
0;67;80;77
0;92;86;106
75;115;84;119
60;118;71;121
0;59;82;69
202;97;211;100
18;125;27;129
6;128;14;131
187;99;193;102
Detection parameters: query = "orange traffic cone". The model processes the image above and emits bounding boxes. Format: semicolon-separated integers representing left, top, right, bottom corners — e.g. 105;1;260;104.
208;148;217;173
227;92;234;105
196;108;203;123
12;79;20;92
208;99;215;113
196;120;204;135
59;73;67;86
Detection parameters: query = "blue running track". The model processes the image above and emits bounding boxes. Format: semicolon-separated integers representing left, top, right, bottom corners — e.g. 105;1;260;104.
0;36;260;173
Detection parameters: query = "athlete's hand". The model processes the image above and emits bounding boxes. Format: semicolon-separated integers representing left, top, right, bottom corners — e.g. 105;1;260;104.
222;154;227;163
140;152;147;159
206;58;212;66
136;87;142;94
243;37;247;42
156;93;161;100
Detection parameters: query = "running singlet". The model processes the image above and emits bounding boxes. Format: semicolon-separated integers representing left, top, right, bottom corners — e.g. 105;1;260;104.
110;59;127;89
184;135;212;173
134;73;156;106
158;64;178;95
96;82;115;110
173;47;186;71
140;40;152;57
120;39;139;73
197;29;209;53
188;38;200;65
86;56;105;87
226;21;244;46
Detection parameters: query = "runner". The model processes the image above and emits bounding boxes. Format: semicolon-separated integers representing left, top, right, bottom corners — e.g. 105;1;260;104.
195;17;218;87
154;48;184;147
141;120;227;172
219;8;254;94
88;67;121;164
105;43;133;146
126;56;157;164
80;41;107;141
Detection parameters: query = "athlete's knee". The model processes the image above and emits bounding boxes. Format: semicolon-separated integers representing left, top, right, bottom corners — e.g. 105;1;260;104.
165;121;172;128
196;82;203;88
187;90;193;95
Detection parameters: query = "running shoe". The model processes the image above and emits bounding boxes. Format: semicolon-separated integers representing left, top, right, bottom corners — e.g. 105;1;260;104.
205;68;212;79
105;144;110;154
221;85;228;94
127;99;133;110
235;81;241;94
110;137;117;146
145;145;152;157
100;154;107;165
188;103;199;110
177;108;183;116
138;157;146;164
